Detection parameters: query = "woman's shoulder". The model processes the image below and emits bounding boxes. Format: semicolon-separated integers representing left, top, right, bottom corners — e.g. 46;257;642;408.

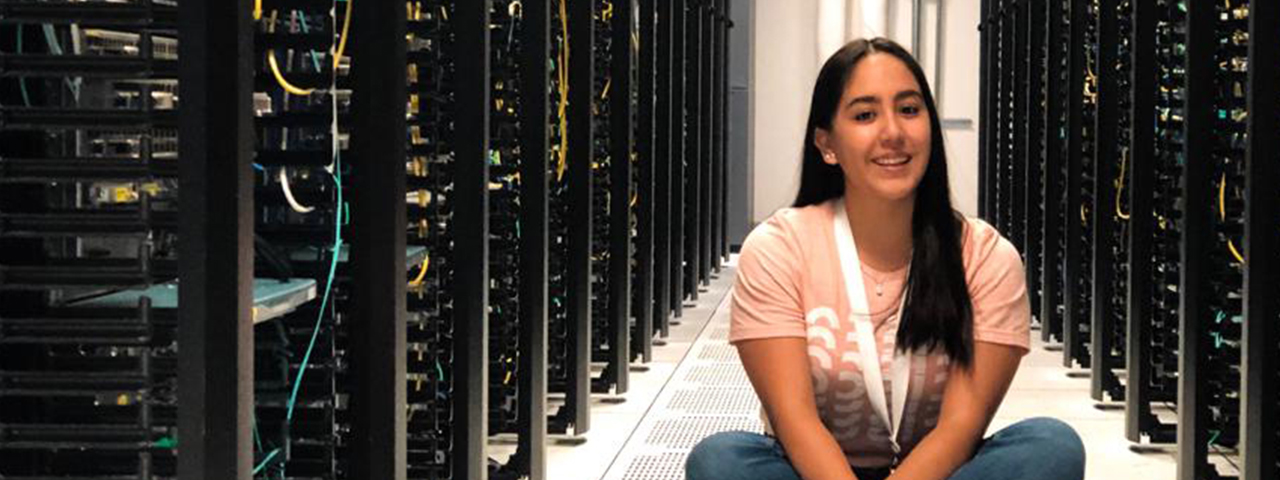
742;201;835;253
957;214;1024;278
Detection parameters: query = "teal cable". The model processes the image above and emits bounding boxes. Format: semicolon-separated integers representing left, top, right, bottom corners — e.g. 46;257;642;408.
285;149;343;422
40;24;81;102
295;11;325;73
16;25;31;106
252;448;281;475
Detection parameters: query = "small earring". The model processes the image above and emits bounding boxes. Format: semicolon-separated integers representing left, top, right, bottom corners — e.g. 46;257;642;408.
823;152;836;164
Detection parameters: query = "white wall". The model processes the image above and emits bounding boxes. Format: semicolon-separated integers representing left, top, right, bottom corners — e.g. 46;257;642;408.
749;0;981;222
750;0;821;222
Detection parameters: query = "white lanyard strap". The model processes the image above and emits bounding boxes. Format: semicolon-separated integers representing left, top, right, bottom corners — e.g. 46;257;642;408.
833;201;914;456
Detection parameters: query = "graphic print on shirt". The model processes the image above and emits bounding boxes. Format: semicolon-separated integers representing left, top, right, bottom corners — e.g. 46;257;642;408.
806;307;882;444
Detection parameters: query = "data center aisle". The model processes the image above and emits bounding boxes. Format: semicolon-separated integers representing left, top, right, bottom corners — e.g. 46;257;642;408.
565;256;1180;480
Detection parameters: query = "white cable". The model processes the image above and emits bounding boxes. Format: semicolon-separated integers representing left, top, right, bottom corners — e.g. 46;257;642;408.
279;167;316;213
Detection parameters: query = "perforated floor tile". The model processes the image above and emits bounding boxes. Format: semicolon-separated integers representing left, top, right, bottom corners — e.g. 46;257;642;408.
682;363;749;386
621;452;688;480
645;415;764;449
696;343;740;363
666;388;759;415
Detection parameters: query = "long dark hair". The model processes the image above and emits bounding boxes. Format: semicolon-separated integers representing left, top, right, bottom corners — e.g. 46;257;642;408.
793;38;973;367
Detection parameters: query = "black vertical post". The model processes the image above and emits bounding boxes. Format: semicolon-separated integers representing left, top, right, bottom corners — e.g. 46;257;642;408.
1012;0;1026;262
709;0;722;275
1240;1;1278;478
1025;0;1043;332
455;1;491;477
609;0;633;394
1063;0;1086;369
979;0;990;220
670;0;687;318
685;0;701;300
567;0;595;433
519;0;550;476
719;0;731;264
177;0;254;477
349;1;409;479
655;0;674;334
1125;0;1157;443
1090;0;1118;402
1042;0;1065;345
995;2;1007;232
637;0;657;360
1176;0;1213;477
700;0;713;283
993;2;1003;229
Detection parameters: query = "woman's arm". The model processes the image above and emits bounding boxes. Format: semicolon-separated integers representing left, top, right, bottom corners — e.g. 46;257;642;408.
885;341;1023;480
737;337;859;480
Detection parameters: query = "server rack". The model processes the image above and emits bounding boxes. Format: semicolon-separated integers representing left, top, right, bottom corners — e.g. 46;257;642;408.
1041;0;1067;346
1;5;188;477
547;0;593;438
1089;0;1126;403
2;0;725;477
984;0;1280;478
1123;0;1178;447
585;0;633;397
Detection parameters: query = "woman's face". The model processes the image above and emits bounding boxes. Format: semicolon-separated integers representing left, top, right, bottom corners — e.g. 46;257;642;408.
815;53;932;204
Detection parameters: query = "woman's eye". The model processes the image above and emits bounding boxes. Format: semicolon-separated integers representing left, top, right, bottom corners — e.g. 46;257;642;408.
854;111;874;122
901;105;921;116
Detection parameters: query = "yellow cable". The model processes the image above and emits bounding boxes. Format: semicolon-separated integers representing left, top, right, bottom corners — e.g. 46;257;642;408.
1115;149;1130;220
254;0;263;20
332;0;353;71
601;78;611;100
555;0;570;182
265;11;317;95
1218;172;1245;264
409;253;431;286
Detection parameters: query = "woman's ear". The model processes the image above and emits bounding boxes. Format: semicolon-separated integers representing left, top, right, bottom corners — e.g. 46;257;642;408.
814;128;837;165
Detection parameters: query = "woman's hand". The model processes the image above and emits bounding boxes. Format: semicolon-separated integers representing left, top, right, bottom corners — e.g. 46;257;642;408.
885;341;1023;480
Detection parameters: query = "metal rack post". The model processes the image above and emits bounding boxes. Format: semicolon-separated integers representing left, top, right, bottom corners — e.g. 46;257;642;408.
566;0;595;433
608;0;635;394
1124;0;1159;443
518;0;551;476
177;1;255;477
1062;0;1088;369
1090;0;1120;402
636;0;658;361
454;1;492;477
1240;1;1279;478
1175;0;1215;476
655;0;674;335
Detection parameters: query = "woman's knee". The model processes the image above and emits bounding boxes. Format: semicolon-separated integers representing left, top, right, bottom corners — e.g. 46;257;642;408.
685;431;769;480
1011;417;1086;474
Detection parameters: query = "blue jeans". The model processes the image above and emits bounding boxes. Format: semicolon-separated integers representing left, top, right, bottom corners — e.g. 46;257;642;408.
685;417;1085;480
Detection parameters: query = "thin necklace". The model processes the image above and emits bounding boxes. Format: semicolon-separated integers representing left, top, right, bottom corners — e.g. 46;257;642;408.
860;263;890;297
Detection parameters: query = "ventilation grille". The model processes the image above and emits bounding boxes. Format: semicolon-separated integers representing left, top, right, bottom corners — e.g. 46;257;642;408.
646;416;763;449
697;344;739;363
683;364;749;386
622;452;688;480
666;388;760;415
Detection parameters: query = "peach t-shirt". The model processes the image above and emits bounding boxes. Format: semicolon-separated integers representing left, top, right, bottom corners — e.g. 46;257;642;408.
729;199;1031;468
